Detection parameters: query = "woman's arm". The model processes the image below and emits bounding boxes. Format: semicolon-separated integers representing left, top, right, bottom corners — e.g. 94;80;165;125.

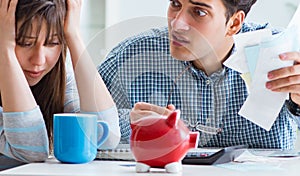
64;0;120;148
64;0;115;112
0;0;48;163
0;0;37;112
0;108;48;163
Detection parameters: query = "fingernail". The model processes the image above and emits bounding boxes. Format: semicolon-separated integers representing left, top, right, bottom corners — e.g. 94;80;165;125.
268;73;274;79
266;82;272;89
279;53;287;60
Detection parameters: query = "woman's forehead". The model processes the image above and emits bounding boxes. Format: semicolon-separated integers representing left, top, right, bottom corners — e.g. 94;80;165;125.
17;17;61;35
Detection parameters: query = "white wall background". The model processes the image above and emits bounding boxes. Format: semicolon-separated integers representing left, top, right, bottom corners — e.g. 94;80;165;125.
105;0;169;28
246;0;300;28
81;0;169;65
80;0;105;44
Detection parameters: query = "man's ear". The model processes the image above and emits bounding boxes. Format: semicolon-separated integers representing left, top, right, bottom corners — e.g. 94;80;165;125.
226;10;245;36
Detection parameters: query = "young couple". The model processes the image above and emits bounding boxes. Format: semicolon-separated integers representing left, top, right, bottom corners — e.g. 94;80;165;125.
1;0;300;171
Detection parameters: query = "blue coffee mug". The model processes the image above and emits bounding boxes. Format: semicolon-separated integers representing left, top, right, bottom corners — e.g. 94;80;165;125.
53;113;109;163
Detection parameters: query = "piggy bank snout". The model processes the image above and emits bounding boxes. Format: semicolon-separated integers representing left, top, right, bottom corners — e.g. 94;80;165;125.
188;132;199;148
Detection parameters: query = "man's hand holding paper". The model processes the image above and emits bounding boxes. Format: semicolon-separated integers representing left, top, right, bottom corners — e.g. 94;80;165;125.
266;3;300;107
266;52;300;106
224;4;300;131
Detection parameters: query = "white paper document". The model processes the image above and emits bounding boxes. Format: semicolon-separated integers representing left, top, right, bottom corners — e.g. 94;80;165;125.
224;28;272;74
224;4;300;130
239;29;298;130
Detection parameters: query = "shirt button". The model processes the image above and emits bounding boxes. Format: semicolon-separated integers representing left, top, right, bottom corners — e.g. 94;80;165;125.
206;80;211;85
206;118;211;123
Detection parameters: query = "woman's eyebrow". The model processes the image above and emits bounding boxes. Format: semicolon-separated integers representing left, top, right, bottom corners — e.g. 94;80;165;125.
22;36;37;39
49;34;59;38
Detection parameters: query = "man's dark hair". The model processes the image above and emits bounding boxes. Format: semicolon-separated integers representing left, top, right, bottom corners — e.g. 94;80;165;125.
222;0;257;22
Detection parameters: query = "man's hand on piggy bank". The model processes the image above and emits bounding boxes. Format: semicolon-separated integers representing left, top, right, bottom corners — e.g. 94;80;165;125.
130;102;176;123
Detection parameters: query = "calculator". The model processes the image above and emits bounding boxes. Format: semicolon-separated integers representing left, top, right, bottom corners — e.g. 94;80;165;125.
182;145;247;165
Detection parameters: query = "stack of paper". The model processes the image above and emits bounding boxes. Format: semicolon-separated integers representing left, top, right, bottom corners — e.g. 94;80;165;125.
224;4;300;131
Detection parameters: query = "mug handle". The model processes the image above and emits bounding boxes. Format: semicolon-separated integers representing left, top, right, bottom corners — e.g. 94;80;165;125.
97;121;110;148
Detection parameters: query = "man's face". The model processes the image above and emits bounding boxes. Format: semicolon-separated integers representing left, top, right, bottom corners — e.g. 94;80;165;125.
168;0;234;71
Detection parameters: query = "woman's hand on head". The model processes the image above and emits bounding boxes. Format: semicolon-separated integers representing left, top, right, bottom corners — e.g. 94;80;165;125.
0;0;18;52
64;0;82;40
130;102;176;123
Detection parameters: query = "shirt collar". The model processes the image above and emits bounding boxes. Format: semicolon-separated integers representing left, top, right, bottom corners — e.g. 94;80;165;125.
183;61;227;81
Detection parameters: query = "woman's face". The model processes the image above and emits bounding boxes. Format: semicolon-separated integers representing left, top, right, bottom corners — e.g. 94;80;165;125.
15;19;62;86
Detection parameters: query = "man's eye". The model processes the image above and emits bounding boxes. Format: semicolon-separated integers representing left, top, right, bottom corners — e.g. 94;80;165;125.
170;0;181;8
194;8;207;17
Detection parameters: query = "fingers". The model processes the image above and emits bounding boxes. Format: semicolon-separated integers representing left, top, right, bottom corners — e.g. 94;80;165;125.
279;52;300;63
0;0;17;45
0;0;9;10
265;52;300;106
167;104;176;111
0;0;18;12
7;0;18;15
66;0;82;10
266;74;300;91
133;102;171;115
130;109;160;122
130;102;175;122
0;0;18;24
266;52;300;93
64;0;82;38
267;64;300;81
267;52;300;81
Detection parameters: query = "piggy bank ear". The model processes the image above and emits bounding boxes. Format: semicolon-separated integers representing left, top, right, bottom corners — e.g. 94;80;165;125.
166;110;180;128
130;123;136;129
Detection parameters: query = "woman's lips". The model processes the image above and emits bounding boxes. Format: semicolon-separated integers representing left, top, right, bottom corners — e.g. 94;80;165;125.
25;70;44;78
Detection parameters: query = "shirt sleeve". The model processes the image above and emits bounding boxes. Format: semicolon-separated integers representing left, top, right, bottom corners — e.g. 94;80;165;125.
286;99;300;127
0;106;49;164
82;106;121;149
63;65;80;113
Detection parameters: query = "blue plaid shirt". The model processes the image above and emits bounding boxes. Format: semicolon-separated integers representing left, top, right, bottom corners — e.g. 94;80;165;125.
98;22;299;149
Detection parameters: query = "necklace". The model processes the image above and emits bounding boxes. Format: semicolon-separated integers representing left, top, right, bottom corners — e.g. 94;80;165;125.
166;64;223;135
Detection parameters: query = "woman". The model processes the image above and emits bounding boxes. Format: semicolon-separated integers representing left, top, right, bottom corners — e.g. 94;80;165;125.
0;0;120;170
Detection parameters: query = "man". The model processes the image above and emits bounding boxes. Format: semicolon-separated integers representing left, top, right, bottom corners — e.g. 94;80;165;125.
98;0;300;149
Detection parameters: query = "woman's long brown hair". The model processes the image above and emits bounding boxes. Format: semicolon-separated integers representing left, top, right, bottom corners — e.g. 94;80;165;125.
0;0;67;150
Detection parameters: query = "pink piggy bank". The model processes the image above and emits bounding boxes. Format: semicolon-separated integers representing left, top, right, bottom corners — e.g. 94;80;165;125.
130;110;199;173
